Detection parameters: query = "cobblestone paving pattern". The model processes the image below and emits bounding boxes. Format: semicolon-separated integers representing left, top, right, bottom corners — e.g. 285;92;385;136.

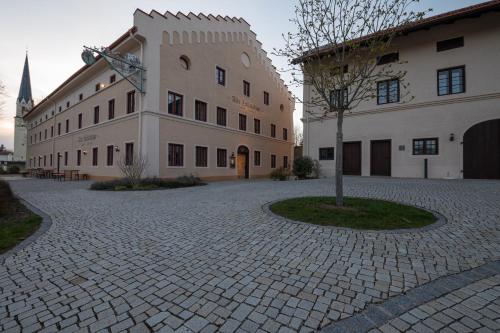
370;274;500;333
0;177;499;332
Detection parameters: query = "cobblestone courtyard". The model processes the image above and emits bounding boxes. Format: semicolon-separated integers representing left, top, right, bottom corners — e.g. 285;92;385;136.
1;177;499;332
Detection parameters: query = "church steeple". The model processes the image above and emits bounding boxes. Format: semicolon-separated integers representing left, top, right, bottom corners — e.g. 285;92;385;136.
17;53;33;104
14;53;33;162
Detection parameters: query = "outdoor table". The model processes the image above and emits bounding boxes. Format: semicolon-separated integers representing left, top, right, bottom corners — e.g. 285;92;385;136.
52;173;64;181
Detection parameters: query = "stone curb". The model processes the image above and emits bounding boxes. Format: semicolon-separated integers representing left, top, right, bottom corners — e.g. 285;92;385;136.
320;260;500;333
261;197;447;234
0;198;53;265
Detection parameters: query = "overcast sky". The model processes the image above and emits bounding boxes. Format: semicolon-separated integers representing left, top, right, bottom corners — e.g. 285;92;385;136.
0;0;484;149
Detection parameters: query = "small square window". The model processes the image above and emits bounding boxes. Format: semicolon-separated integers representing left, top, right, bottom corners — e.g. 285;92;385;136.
438;66;465;96
377;79;400;105
413;138;439;155
319;147;335;160
330;89;348;108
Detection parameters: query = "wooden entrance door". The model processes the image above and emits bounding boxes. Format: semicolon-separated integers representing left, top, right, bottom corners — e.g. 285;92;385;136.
343;142;362;175
237;146;249;179
370;140;391;176
463;119;500;179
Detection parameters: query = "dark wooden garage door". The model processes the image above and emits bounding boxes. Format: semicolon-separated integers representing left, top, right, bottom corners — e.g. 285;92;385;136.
463;119;500;179
371;140;391;176
343;142;362;175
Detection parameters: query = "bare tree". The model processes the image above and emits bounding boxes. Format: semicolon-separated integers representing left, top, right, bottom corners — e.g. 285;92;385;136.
117;153;148;186
0;81;6;118
294;125;304;147
277;0;430;207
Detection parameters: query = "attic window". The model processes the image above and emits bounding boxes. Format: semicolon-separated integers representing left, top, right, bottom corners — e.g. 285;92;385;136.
377;52;399;65
79;93;83;101
437;37;464;52
179;55;191;70
280;104;285;112
66;101;70;108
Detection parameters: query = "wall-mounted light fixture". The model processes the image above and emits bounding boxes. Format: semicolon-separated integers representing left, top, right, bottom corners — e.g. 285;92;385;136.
449;133;455;142
230;153;236;169
83;150;88;155
114;146;120;152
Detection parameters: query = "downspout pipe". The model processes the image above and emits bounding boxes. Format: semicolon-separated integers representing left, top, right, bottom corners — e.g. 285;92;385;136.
130;30;144;158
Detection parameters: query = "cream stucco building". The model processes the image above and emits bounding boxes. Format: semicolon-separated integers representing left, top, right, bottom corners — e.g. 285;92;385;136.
25;10;294;180
302;1;500;180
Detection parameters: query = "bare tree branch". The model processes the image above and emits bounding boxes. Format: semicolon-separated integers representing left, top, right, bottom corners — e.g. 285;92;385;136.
117;153;148;186
0;81;7;118
294;125;304;147
275;0;431;206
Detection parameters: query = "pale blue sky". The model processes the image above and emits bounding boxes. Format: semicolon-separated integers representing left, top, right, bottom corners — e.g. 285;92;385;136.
0;0;484;149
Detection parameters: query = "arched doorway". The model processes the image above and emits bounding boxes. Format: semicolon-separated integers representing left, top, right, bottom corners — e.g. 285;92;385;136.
237;146;249;179
463;119;500;179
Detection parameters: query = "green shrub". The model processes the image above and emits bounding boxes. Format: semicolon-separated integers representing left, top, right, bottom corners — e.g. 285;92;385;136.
90;175;206;191
293;156;314;179
270;167;290;181
7;165;20;174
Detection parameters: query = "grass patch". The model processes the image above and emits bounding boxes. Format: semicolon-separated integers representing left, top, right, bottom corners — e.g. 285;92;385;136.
270;196;437;230
0;180;42;254
90;175;206;191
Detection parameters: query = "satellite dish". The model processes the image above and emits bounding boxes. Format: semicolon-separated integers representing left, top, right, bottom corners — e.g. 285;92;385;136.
81;50;96;65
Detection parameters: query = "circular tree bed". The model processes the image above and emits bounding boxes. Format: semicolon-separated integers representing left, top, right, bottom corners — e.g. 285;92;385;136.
270;197;437;230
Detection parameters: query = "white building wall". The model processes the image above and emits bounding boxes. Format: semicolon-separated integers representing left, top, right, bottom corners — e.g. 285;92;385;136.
303;11;500;179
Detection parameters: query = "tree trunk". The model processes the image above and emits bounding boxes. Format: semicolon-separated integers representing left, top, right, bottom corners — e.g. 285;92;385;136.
335;110;344;207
